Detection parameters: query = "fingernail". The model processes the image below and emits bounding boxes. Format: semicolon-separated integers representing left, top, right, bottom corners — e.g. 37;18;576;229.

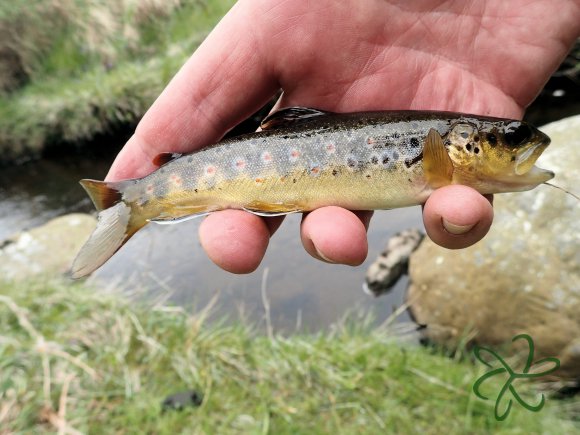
315;247;337;264
442;219;475;235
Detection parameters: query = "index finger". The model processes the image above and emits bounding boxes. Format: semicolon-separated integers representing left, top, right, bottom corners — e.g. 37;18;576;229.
106;2;278;181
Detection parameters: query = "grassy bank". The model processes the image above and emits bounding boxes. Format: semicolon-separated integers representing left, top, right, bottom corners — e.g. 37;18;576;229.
0;279;577;433
0;0;235;162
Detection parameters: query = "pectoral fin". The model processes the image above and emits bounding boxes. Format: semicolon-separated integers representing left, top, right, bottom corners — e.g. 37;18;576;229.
423;129;454;189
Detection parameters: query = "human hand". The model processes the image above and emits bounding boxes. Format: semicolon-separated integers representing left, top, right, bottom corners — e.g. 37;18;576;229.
106;0;580;273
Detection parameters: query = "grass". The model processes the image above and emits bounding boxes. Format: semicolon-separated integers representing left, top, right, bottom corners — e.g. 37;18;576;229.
0;278;578;433
0;0;235;162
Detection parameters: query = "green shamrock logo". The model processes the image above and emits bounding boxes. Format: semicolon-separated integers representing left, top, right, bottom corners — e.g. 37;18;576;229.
473;333;560;421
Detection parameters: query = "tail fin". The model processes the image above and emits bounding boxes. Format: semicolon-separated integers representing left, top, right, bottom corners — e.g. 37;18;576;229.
71;179;145;278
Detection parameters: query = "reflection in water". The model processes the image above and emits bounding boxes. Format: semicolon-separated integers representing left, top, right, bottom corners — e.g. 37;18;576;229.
0;155;423;332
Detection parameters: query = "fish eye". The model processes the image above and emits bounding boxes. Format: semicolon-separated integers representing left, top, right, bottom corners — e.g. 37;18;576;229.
504;122;532;147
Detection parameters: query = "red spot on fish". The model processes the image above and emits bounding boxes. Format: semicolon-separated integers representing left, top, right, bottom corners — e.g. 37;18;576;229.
289;149;301;163
326;143;336;154
367;137;376;145
311;166;320;175
261;151;273;163
146;184;154;194
235;159;246;170
205;165;216;176
255;178;265;184
170;174;182;186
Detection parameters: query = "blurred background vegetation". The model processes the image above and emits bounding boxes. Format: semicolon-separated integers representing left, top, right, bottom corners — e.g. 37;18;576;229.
0;0;235;162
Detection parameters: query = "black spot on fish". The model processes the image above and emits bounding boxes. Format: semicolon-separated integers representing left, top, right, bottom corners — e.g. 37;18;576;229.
347;156;357;168
511;155;516;162
410;137;420;148
487;133;497;146
444;139;451;146
370;155;379;165
194;189;198;193
366;174;372;179
293;178;297;183
390;132;400;140
474;135;480;142
382;155;390;165
474;147;480;154
332;169;339;176
466;143;472;152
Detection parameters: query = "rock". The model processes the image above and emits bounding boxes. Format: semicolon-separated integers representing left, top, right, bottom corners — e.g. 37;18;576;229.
161;390;203;413
408;115;580;383
0;213;96;280
364;229;424;297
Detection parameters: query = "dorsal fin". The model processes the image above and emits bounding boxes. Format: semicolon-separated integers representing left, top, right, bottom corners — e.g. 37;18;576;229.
260;107;330;130
153;152;183;167
423;129;454;189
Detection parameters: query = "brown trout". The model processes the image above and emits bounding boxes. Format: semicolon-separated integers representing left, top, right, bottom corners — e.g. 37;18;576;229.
71;107;554;278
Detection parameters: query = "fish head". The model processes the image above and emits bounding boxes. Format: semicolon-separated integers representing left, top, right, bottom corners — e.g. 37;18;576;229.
444;119;554;193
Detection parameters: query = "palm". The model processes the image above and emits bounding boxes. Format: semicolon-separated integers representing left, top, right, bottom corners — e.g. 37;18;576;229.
253;0;577;118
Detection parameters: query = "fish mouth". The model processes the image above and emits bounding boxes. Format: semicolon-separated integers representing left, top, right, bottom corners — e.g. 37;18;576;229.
513;165;554;185
515;131;550;175
495;132;554;190
494;165;554;192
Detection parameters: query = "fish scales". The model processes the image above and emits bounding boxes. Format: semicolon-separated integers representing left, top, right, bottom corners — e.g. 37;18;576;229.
124;113;451;219
71;107;554;277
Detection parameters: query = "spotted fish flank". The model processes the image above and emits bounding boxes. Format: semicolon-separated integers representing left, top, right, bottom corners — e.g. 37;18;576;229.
234;158;246;171
204;165;216;177
72;107;554;278
289;149;301;162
